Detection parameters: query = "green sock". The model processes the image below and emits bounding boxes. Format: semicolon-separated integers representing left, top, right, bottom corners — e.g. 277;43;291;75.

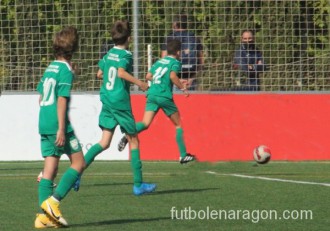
176;127;187;158
53;168;79;201
136;122;146;133
84;143;104;167
38;178;54;210
131;149;142;187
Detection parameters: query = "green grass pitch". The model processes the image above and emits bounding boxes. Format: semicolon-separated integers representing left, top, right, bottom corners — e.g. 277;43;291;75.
0;161;329;231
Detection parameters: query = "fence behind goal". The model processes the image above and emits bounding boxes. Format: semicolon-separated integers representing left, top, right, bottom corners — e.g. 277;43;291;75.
0;0;329;92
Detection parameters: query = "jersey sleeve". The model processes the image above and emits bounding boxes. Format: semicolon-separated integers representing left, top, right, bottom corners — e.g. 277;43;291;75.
118;53;132;71
58;68;73;97
171;60;181;74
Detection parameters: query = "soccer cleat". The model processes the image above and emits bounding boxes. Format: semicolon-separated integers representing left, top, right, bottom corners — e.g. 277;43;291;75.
180;153;196;164
34;213;62;229
72;175;81;192
117;136;128;152
41;197;68;227
133;183;157;196
37;171;57;187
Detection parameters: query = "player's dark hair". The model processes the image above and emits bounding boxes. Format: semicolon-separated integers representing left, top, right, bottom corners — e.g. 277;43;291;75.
173;14;188;29
167;39;181;55
53;26;79;60
111;20;131;45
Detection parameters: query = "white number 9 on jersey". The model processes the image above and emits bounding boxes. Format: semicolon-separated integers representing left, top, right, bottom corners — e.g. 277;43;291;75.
106;67;117;90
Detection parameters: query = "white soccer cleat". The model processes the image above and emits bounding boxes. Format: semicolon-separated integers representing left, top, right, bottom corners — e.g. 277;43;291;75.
37;171;43;182
37;171;57;187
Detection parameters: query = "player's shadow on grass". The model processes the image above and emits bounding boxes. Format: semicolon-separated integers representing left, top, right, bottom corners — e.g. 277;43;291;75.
111;187;220;196
85;182;132;187
151;187;220;195
71;216;171;228
0;167;42;171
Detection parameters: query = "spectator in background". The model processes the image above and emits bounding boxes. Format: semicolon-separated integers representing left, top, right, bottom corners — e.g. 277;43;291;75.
233;30;267;91
161;14;204;90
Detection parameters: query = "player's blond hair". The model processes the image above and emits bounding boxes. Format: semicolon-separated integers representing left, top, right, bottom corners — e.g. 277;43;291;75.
53;26;79;60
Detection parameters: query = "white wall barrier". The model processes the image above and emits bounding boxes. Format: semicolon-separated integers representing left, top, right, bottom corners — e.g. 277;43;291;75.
0;93;129;161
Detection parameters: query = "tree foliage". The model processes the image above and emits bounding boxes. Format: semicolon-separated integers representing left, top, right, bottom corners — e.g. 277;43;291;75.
0;0;329;91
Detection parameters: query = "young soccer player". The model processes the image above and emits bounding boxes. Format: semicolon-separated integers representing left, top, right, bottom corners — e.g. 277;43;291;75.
34;26;86;228
74;20;156;196
117;39;195;164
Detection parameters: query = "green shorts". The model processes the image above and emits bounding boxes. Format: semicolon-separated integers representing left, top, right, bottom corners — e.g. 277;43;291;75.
40;131;82;157
99;104;137;135
145;95;178;116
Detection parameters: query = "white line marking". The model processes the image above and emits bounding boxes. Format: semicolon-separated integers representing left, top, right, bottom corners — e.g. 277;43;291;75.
206;171;330;187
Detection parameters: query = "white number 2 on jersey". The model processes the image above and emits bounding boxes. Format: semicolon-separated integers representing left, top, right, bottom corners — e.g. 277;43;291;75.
40;78;56;106
106;67;117;90
153;67;168;84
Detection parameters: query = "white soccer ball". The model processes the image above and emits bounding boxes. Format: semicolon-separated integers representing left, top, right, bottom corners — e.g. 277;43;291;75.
253;145;271;164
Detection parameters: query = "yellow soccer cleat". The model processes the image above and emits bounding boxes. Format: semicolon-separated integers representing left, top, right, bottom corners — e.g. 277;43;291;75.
34;213;62;229
41;197;68;227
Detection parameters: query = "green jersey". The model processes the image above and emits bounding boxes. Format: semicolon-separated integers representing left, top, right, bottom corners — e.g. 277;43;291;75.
37;60;74;135
98;46;133;110
147;56;181;99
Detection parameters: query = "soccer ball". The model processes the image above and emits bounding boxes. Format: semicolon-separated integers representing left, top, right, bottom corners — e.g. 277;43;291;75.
253;145;271;164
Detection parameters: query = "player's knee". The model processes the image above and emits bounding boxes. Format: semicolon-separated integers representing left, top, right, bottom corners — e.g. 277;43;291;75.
128;136;139;149
130;139;139;147
70;152;86;173
144;123;150;130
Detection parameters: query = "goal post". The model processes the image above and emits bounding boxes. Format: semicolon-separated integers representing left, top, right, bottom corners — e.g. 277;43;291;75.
147;44;153;86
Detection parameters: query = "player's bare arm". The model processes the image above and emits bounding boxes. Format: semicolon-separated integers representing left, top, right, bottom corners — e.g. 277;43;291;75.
56;96;67;147
145;72;153;81
96;69;103;79
170;71;189;97
118;68;149;91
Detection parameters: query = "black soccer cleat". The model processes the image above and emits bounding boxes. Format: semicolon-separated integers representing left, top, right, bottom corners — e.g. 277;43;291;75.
118;136;128;152
180;153;196;164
